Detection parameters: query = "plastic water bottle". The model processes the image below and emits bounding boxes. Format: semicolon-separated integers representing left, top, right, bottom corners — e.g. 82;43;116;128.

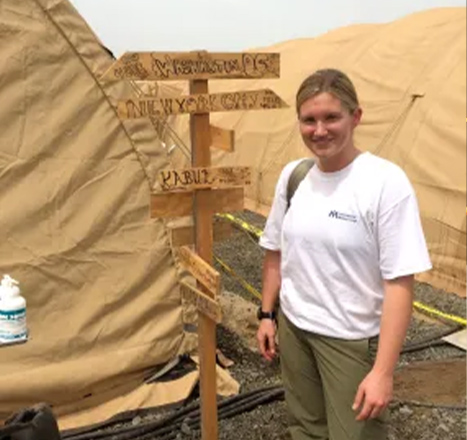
0;275;28;344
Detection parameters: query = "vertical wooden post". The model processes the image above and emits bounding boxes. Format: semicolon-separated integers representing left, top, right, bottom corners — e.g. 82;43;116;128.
190;79;218;440
108;51;284;440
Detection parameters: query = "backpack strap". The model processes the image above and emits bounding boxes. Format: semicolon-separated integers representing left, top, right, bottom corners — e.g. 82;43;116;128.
286;158;315;211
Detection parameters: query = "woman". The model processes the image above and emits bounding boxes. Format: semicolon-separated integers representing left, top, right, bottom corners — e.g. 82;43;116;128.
257;69;432;440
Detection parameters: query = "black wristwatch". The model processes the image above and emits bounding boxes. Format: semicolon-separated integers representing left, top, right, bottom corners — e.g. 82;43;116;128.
257;308;277;321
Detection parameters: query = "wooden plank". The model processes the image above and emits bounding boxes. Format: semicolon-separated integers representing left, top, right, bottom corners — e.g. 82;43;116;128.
102;51;280;81
117;89;288;119
210;125;235;152
151;188;244;218
171;221;233;247
181;281;222;324
442;329;467;351
158;166;251;191
178;246;221;296
151;191;193;218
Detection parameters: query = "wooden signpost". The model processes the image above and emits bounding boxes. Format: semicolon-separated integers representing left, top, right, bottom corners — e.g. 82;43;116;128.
103;51;280;81
105;50;286;440
158;166;251;192
117;89;287;119
170;221;233;248
180;281;223;324
210;125;235;152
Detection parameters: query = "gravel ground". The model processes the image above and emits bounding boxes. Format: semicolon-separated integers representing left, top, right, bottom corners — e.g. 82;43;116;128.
209;210;466;440
76;210;466;440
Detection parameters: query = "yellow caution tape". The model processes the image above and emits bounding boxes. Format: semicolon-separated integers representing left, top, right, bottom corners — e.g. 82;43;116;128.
217;213;263;239
217;215;466;327
214;256;262;301
413;301;467;326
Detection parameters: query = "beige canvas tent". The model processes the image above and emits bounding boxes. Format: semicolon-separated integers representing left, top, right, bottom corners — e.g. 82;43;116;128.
169;7;467;297
1;0;465;431
0;0;229;429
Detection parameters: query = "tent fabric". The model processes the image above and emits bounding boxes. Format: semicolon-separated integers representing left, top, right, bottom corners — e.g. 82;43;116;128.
169;7;467;297
0;0;205;427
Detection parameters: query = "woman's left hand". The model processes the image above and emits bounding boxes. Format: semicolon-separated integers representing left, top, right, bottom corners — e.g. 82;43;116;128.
352;369;393;421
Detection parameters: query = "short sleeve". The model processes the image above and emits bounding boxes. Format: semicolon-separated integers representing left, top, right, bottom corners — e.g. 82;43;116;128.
377;168;432;279
259;161;301;251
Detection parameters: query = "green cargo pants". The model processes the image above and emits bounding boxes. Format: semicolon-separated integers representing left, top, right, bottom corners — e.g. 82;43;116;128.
278;312;387;440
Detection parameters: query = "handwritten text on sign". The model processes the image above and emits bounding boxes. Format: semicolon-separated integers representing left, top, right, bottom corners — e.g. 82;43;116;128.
103;51;280;81
158;166;251;192
117;89;287;119
178;247;221;296
181;282;222;324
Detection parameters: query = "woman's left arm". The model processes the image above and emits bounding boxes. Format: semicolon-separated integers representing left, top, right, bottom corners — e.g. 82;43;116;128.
353;275;414;421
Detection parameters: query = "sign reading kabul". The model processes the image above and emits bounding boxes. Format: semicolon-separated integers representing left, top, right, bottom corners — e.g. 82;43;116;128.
158;166;251;192
117;89;288;119
103;51;280;81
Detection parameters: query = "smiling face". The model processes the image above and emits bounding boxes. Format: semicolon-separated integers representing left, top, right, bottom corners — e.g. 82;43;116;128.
298;92;362;170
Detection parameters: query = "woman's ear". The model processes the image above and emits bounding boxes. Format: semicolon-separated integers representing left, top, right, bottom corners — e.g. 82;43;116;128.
352;107;363;128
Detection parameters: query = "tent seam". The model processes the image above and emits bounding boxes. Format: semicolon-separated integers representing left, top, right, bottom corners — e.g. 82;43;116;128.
29;0;193;358
31;0;155;191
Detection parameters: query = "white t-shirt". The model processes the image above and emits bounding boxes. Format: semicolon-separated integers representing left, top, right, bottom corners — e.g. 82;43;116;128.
260;152;432;339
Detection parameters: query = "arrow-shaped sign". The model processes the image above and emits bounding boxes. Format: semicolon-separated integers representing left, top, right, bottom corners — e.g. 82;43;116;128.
117;89;288;119
103;51;280;81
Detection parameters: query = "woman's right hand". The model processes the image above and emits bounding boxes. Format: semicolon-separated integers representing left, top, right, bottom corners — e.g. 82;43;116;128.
257;319;277;362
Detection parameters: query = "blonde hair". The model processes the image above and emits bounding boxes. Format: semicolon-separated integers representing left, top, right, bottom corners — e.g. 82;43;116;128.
296;69;360;115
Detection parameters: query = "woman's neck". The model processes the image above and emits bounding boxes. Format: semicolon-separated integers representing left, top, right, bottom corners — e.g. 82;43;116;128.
317;146;361;173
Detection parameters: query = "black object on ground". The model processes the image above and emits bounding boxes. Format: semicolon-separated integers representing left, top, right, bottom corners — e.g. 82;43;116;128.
0;403;61;440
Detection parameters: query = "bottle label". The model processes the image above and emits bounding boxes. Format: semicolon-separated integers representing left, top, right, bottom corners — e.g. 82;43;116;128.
0;308;27;342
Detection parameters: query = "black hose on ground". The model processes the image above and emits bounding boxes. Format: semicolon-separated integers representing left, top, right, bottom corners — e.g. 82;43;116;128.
63;384;279;439
63;385;283;440
401;325;464;354
135;387;285;440
62;328;464;440
401;338;449;354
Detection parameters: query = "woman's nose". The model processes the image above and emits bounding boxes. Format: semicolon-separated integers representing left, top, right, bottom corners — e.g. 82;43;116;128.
314;121;328;136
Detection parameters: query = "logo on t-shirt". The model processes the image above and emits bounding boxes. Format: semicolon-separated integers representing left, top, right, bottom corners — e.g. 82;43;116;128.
329;210;358;223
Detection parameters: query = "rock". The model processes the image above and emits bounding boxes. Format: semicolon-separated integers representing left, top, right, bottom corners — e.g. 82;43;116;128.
438;423;450;433
181;420;192;436
399;406;413;416
131;415;142;426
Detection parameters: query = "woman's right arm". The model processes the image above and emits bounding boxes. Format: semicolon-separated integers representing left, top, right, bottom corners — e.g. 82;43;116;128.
257;249;281;361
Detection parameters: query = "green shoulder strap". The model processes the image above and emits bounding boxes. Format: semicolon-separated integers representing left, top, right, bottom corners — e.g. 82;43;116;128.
286;158;315;211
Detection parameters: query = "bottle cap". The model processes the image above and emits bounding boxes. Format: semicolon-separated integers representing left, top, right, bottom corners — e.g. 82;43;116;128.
1;275;19;288
0;275;20;297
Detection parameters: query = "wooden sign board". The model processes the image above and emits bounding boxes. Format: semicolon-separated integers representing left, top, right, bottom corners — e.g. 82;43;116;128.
158;166;251;192
103;51;280;81
117;89;288;119
211;125;235;152
181;281;222;324
178;247;221;296
171;221;233;247
151;188;244;218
